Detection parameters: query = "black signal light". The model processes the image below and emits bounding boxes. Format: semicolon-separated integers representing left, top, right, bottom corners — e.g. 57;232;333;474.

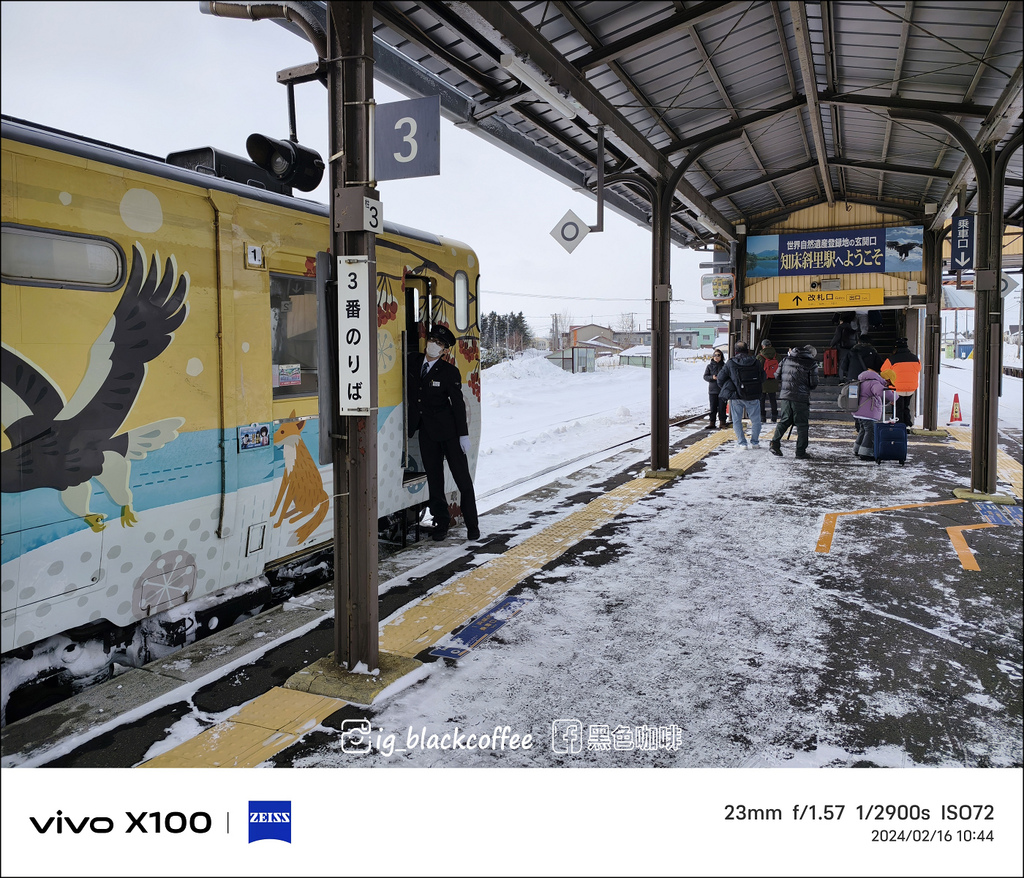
246;134;325;192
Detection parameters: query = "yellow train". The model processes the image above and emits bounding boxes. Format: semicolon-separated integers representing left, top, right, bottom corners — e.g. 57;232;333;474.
0;115;480;721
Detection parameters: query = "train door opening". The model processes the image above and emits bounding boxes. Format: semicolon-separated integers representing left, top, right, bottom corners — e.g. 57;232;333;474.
402;276;434;486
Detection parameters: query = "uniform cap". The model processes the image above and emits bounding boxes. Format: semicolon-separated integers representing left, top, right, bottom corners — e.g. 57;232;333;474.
427;325;456;348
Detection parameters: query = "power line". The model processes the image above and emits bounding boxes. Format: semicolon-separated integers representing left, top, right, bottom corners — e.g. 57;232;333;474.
482;288;651;302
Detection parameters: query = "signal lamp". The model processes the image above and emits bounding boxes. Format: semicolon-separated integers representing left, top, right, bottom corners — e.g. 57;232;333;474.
246;134;325;191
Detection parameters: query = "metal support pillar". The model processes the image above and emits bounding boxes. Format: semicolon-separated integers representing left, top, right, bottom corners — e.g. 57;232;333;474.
651;178;671;470
328;1;379;670
889;109;995;493
922;227;946;430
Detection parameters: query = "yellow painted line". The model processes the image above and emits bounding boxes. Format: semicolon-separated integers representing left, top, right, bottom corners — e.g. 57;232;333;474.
816;499;966;553
140;688;345;768
383;429;733;658
946;523;997;571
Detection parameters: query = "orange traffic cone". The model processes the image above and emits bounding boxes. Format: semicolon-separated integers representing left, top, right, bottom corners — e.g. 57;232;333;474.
948;393;962;424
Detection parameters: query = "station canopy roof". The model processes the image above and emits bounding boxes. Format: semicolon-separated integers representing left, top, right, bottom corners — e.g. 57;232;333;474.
274;2;1023;258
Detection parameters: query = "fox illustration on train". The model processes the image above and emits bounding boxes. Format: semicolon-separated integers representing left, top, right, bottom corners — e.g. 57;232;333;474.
0;114;481;724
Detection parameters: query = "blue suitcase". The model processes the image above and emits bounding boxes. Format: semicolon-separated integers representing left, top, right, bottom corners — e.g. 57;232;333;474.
873;419;907;465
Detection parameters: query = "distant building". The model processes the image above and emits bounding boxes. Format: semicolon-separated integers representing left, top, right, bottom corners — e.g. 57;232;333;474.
627;320;728;349
618;345;673;369
547;346;596;373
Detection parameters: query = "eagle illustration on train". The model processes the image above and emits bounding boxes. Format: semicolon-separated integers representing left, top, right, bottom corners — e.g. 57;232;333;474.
1;242;190;532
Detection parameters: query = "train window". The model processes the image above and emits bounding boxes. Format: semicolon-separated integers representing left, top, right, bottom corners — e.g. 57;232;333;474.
1;224;124;290
270;273;318;398
454;270;469;331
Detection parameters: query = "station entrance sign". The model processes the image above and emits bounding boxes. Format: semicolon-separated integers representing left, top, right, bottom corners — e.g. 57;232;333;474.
779;287;884;310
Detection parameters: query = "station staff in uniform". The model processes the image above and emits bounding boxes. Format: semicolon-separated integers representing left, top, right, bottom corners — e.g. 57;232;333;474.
408;325;480;541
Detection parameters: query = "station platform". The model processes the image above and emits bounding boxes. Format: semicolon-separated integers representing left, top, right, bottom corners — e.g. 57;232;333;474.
2;403;1021;770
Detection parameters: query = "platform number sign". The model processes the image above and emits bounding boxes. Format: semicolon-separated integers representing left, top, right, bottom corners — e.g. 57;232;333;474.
337;255;372;415
952;214;974;271
374;95;440;181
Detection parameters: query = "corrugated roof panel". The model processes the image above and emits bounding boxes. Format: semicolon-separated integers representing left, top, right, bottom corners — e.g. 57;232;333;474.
365;0;1020;244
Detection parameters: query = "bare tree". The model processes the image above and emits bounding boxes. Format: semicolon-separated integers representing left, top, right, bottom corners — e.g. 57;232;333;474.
553;309;574;350
617;312;638;346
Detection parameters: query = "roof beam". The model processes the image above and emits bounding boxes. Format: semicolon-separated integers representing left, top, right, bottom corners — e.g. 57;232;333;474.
449;0;735;240
789;0;836;205
574;1;743;73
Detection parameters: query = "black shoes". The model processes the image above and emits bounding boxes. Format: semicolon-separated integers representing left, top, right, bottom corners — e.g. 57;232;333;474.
467;527;480;541
795;452;813;460
431;524;449;541
769;444;782;457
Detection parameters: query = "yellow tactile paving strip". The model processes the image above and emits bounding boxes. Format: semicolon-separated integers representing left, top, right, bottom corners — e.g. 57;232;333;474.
141;429;732;767
947;425;1024;498
382;429;734;657
140;689;346;768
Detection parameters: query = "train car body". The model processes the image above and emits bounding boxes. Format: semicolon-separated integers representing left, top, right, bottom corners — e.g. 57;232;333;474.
0;117;480;710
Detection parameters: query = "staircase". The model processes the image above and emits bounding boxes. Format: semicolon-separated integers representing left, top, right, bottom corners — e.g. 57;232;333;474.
754;310;902;386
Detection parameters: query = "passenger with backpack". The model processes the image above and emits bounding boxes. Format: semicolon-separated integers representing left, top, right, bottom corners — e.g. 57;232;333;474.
757;339;780;422
851;366;896;460
717;342;765;448
768;345;819;460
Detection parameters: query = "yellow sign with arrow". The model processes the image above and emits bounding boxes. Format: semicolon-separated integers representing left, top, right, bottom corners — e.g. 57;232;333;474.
779;287;884;310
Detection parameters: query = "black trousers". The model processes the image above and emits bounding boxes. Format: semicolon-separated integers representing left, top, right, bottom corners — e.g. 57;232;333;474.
896;394;914;426
418;432;478;530
709;393;728;425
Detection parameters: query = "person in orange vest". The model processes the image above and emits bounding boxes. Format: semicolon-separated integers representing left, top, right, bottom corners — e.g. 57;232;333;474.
881;337;921;427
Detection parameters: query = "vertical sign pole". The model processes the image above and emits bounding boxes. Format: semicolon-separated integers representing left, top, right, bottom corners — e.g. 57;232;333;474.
328;1;379;671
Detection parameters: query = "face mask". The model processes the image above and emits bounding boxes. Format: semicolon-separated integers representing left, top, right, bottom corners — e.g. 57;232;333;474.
425;341;443;358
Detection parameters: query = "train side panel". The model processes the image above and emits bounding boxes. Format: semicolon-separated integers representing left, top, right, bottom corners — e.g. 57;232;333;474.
2;129;480;659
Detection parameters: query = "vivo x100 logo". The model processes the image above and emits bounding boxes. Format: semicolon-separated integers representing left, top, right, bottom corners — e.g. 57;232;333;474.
30;810;213;834
248;801;292;844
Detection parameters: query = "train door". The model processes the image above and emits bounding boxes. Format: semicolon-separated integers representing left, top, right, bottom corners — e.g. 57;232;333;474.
402;276;433;488
264;267;332;555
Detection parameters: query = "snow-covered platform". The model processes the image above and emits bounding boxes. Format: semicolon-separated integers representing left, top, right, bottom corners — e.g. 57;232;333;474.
3;411;1021;771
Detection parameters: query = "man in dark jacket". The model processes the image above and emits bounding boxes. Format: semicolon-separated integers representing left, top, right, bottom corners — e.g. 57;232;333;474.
717;342;765;448
829;315;859;379
846;333;882;378
769;345;819;460
409;325;479;541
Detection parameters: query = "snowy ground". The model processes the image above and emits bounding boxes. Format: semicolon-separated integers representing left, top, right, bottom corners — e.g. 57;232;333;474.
278;348;1021;768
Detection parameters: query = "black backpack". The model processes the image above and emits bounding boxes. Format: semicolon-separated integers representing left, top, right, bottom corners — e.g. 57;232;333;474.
733;359;763;400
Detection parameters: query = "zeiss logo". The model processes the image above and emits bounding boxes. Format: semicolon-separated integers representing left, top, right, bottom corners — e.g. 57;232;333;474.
248;801;291;844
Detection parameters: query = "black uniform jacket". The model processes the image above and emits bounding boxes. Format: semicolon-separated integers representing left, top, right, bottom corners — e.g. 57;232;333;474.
408;353;468;441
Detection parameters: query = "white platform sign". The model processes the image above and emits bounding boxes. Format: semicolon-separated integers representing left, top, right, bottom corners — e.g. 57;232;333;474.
337;255;372;415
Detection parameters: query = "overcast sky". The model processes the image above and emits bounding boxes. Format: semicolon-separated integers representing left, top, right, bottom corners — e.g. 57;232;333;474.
0;0;717;337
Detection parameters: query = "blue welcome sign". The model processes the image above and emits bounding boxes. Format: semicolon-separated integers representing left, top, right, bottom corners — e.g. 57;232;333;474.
747;226;924;277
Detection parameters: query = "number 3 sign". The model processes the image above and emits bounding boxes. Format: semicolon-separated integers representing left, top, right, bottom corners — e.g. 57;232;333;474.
374;95;441;181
